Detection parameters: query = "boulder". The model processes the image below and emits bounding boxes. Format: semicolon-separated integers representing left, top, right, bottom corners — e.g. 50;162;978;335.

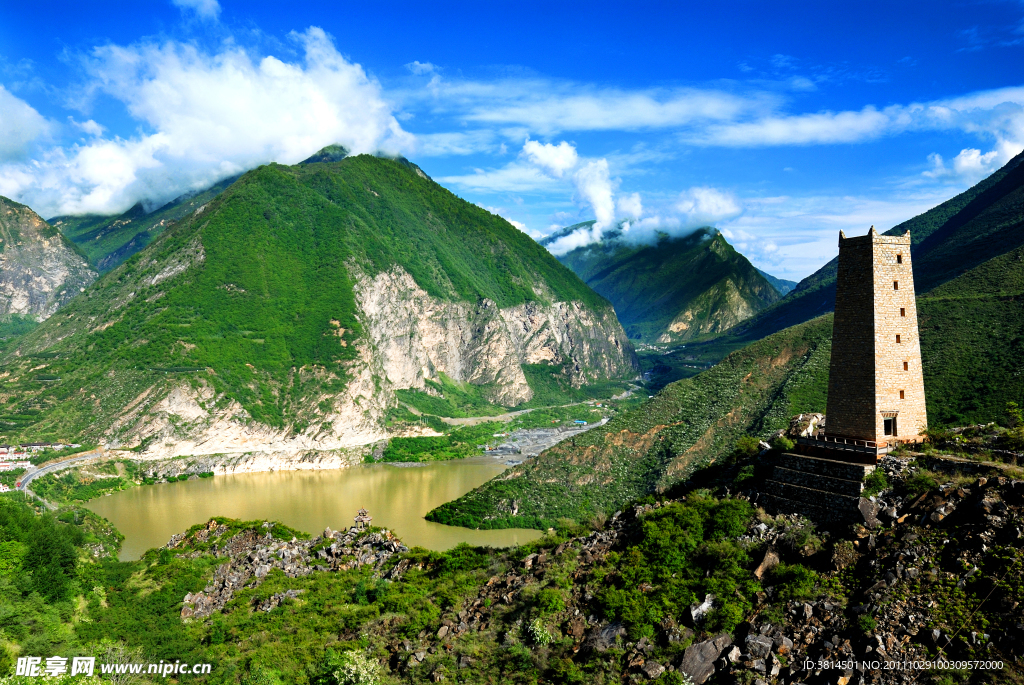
642;662;665;679
858;498;881;528
745;634;773;659
753;549;780;580
688;593;716;625
678;633;732;684
583;622;626;653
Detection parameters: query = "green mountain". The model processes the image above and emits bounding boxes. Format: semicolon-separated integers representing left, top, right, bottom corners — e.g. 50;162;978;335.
431;241;1024;528
756;268;797;295
716;148;1024;348
0;154;637;453
542;224;781;342
49;175;239;272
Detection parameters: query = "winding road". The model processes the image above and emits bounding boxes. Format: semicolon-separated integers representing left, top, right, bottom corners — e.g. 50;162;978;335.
15;449;104;492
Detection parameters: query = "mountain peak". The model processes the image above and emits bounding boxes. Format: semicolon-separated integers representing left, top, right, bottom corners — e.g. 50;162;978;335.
300;144;350;164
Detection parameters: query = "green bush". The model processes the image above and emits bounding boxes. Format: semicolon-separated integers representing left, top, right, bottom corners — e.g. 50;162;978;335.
771;435;794;452
862;470;889;498
596;496;757;637
735;436;761;458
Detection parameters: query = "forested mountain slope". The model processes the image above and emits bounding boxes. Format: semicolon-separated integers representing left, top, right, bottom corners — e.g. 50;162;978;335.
543;224;781;342
0;154;637;456
433;241;1024;528
50;176;238;272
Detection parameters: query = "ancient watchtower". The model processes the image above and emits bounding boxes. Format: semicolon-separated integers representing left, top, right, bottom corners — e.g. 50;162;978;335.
763;226;928;523
824;226;928;451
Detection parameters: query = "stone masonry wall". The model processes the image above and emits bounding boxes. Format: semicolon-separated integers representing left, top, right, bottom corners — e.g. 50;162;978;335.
825;228;928;443
826;233;876;439
872;233;928;439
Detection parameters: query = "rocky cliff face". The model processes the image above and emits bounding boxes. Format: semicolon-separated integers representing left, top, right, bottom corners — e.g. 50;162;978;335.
0;156;639;460
354;265;636;407
0;197;96;320
99;262;636;460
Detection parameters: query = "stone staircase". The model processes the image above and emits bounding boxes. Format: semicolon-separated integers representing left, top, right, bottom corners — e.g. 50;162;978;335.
762;453;876;524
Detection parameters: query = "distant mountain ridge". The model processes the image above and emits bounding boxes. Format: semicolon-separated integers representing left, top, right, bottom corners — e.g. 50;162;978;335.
50;175;239;272
705;147;1024;349
542;223;781;342
756;268;797;295
0;153;637;455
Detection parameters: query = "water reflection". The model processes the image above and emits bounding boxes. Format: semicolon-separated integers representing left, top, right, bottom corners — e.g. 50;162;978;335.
85;457;541;560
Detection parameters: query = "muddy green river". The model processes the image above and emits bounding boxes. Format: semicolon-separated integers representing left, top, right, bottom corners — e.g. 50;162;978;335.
85;457;541;560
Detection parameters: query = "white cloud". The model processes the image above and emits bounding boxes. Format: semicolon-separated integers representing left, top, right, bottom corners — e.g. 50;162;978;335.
522;139;578;177
690;86;1024;162
414;130;497;156
0;85;51;162
616;192;642;219
695;105;895;146
68;117;104;137
171;0;220;20
675;186;743;225
399;77;775;135
406;61;437;75
572;159;615;229
439;163;558;193
722;190;951;279
0;27;412;216
923;148;1001;183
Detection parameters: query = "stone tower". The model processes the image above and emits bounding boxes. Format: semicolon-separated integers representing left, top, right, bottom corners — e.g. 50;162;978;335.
825;226;927;447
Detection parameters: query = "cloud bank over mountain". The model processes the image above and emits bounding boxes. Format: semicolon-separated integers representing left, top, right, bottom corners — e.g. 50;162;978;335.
0;28;410;217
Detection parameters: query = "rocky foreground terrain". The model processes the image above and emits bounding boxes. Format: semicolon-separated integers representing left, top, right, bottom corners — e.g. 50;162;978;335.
159;447;1022;685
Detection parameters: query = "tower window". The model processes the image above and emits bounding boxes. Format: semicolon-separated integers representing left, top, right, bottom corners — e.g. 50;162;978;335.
903;361;908;371
900;390;905;399
900;307;905;317
896;334;901;343
897;254;903;264
894;281;899;290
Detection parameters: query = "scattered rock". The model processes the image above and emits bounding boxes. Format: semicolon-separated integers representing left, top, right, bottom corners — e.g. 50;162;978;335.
678;634;732;684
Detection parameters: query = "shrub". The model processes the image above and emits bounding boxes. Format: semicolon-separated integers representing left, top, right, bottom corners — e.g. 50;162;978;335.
771;435;795;452
528;618;553;645
325;651;382;685
862;470;889;498
735;436;761;458
770;563;819;601
535;588;566;615
855;613;877;633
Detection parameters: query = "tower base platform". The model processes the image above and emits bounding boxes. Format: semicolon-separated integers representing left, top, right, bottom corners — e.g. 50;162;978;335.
762;452;877;524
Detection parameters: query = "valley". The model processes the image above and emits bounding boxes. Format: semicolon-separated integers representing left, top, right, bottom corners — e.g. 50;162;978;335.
0;142;1022;685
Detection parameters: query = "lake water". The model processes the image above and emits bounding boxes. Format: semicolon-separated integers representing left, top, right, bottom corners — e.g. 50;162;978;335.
85;456;542;560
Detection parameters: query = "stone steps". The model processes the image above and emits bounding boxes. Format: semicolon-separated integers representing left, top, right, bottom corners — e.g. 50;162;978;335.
777;453;875;480
763;452;871;524
771;466;865;497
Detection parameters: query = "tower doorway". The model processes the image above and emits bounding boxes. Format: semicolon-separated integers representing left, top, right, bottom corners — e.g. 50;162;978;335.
884;417;898;436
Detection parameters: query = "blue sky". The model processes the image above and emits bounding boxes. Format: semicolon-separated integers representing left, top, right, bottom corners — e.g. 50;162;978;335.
2;1;1023;280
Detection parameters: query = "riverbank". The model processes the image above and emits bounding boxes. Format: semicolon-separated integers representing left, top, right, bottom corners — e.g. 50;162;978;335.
85;457;543;559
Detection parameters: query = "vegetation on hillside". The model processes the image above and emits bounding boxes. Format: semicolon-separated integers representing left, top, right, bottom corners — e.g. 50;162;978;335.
0;155;626;444
917;245;1024;425
2;446;1021;685
50;176;238;272
547;225;780;342
428;315;833;530
431;240;1024;528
